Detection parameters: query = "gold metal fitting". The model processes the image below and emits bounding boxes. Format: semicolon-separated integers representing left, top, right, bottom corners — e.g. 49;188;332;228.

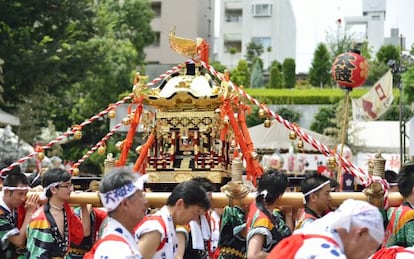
122;117;131;125
264;119;272;128
97;146;106;155
73;130;82;140
289;130;297;141
258;108;266;118
108;109;116;119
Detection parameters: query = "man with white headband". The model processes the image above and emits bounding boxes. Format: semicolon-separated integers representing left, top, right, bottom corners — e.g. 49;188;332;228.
85;167;148;258
296;173;332;229
26;168;89;258
0;172;39;258
268;199;384;258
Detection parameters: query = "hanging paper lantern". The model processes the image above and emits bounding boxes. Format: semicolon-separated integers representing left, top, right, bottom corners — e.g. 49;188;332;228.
268;151;284;170
332;52;368;88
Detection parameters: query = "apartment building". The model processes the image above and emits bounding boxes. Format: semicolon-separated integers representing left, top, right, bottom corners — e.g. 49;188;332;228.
144;0;215;79
215;0;296;70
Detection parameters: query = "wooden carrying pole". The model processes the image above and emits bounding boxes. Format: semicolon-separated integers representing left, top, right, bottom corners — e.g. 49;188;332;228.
67;191;403;209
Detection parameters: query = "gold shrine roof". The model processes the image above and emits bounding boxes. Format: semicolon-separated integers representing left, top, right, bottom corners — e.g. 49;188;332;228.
143;69;223;112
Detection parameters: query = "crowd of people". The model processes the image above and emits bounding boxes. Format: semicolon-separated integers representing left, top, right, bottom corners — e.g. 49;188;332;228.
1;160;414;258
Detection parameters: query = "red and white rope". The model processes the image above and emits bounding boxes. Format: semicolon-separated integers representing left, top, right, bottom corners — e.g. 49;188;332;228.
71;123;123;171
201;61;371;186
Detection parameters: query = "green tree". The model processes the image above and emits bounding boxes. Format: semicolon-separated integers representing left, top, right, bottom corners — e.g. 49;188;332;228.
376;44;400;65
325;22;355;57
210;61;228;73
282;58;296;88
276;107;300;123
310;104;338;136
309;43;332;87
0;0;97;142
403;65;414;104
0;58;3;104
250;59;264;88
360;41;373;61
0;0;155;158
246;106;264;127
230;59;250;87
268;63;283;89
245;41;264;67
365;60;389;86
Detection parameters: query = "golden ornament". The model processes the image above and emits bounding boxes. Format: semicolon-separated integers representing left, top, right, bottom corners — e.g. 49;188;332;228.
108;109;116;119
296;140;304;149
115;141;124;150
264;119;272;128
122;117;131;125
97;146;106;155
72;168;79;176
37;152;45;161
327;156;337;170
258;108;266;118
289;131;297;140
73;130;82;140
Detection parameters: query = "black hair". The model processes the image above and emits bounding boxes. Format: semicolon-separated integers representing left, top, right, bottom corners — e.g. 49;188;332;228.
255;169;288;237
385;170;398;184
41;168;72;198
398;163;414;198
167;180;210;210
0;159;21;177
191;177;215;192
300;172;331;203
3;172;29;188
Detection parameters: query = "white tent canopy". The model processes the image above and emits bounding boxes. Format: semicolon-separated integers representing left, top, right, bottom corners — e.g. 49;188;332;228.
248;121;336;152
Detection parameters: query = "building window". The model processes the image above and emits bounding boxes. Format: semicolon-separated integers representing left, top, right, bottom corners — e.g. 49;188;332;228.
224;41;242;53
225;9;242;22
151;1;161;17
251;3;272;17
152;31;160;47
252;37;271;49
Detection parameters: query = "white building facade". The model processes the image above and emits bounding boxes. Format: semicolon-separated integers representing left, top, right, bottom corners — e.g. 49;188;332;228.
215;0;296;70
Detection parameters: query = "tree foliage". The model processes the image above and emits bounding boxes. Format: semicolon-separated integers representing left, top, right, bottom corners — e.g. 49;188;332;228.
325;23;355;57
282;58;296;88
250;59;264;88
376;44;400;65
0;0;155;162
268;63;283;89
310;104;338;136
230;59;250;87
245;41;264;67
276;107;300;123
309;43;332;87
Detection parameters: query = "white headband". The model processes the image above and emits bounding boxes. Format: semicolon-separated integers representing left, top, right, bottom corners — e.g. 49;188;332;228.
99;175;147;212
40;181;63;200
303;180;331;204
2;186;31;191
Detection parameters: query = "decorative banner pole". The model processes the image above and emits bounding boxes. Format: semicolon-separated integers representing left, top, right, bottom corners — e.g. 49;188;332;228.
331;50;369;190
